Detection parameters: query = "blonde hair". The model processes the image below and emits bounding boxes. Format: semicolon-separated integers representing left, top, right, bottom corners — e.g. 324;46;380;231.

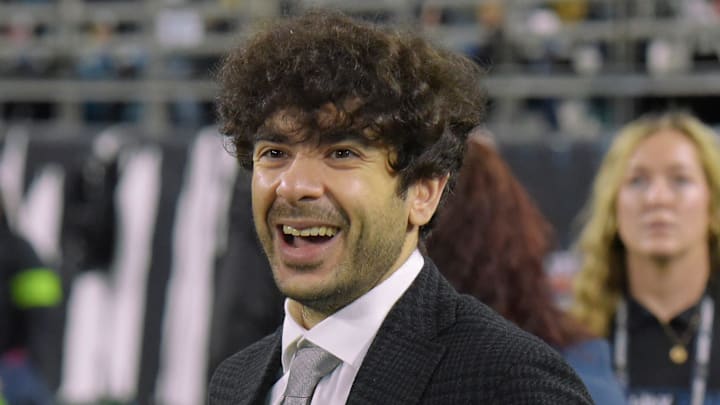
571;112;720;336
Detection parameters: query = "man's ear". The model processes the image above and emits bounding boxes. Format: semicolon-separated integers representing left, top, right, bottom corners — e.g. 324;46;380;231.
408;174;449;227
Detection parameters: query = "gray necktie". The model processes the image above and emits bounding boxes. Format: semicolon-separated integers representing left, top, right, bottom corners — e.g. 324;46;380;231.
281;342;341;405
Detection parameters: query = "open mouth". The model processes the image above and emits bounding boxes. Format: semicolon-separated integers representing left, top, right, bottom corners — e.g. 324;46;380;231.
280;224;339;247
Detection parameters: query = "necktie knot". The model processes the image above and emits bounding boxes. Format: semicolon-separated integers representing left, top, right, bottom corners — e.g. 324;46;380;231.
281;342;341;405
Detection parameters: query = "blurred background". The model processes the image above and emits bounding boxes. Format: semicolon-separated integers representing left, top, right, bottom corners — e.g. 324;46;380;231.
0;0;719;404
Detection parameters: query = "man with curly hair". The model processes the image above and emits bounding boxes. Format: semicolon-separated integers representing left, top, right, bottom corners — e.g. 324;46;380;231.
209;10;591;404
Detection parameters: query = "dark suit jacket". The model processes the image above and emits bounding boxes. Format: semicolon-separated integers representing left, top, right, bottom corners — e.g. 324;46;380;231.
209;259;593;404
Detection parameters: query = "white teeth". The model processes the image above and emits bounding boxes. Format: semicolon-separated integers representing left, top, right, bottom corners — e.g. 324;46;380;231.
282;225;337;237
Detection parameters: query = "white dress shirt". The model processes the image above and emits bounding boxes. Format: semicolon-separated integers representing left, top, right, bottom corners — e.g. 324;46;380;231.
267;249;424;405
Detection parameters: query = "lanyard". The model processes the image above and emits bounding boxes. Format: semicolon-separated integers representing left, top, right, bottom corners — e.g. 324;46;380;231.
613;295;715;405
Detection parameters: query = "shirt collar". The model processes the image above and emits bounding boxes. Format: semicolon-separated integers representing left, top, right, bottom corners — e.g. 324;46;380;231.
280;249;424;372
626;294;702;331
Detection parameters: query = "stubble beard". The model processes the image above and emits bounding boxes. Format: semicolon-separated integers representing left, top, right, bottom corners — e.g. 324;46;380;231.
259;205;408;316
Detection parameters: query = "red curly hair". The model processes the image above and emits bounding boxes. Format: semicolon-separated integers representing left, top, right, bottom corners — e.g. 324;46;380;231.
427;137;589;348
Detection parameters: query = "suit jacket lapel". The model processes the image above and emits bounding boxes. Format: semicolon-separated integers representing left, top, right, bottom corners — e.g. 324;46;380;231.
347;260;450;405
232;330;283;405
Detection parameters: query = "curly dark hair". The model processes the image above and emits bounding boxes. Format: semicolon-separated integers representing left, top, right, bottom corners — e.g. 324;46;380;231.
216;9;486;233
427;138;591;348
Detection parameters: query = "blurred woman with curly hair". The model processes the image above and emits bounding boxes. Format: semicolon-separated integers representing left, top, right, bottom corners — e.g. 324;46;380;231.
427;134;625;404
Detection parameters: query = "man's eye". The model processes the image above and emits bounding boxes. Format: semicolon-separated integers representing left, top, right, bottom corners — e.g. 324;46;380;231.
262;149;285;159
332;149;356;159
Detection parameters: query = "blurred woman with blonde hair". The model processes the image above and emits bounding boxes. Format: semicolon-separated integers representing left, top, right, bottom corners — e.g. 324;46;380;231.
573;111;720;403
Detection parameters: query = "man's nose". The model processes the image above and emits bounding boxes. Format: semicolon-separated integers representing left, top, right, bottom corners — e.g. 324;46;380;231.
276;156;325;202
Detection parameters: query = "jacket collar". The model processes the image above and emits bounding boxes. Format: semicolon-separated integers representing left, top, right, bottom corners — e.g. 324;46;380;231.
347;258;452;404
230;332;282;405
239;258;453;404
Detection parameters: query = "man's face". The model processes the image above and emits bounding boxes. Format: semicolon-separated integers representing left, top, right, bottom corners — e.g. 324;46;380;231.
250;109;422;315
616;129;711;262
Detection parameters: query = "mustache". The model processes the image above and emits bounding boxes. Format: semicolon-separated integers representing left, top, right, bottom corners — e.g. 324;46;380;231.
267;201;349;226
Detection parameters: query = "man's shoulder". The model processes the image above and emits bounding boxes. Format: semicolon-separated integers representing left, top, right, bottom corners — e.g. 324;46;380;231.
428;296;593;403
442;294;554;355
435;294;581;379
409;262;560;359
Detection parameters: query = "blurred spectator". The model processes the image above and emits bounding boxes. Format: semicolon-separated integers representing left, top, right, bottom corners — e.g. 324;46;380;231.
646;38;692;76
1;194;60;405
4;12;56;78
520;7;566;130
418;0;476;26
573;112;720;403
465;0;506;68
426;133;626;404
678;0;720;22
75;16;116;80
164;55;206;127
551;0;589;23
2;13;57;122
418;2;442;26
571;43;603;76
75;13;143;123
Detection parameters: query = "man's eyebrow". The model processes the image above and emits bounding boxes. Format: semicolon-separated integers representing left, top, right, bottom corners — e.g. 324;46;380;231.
320;130;375;146
253;128;377;147
254;130;292;143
